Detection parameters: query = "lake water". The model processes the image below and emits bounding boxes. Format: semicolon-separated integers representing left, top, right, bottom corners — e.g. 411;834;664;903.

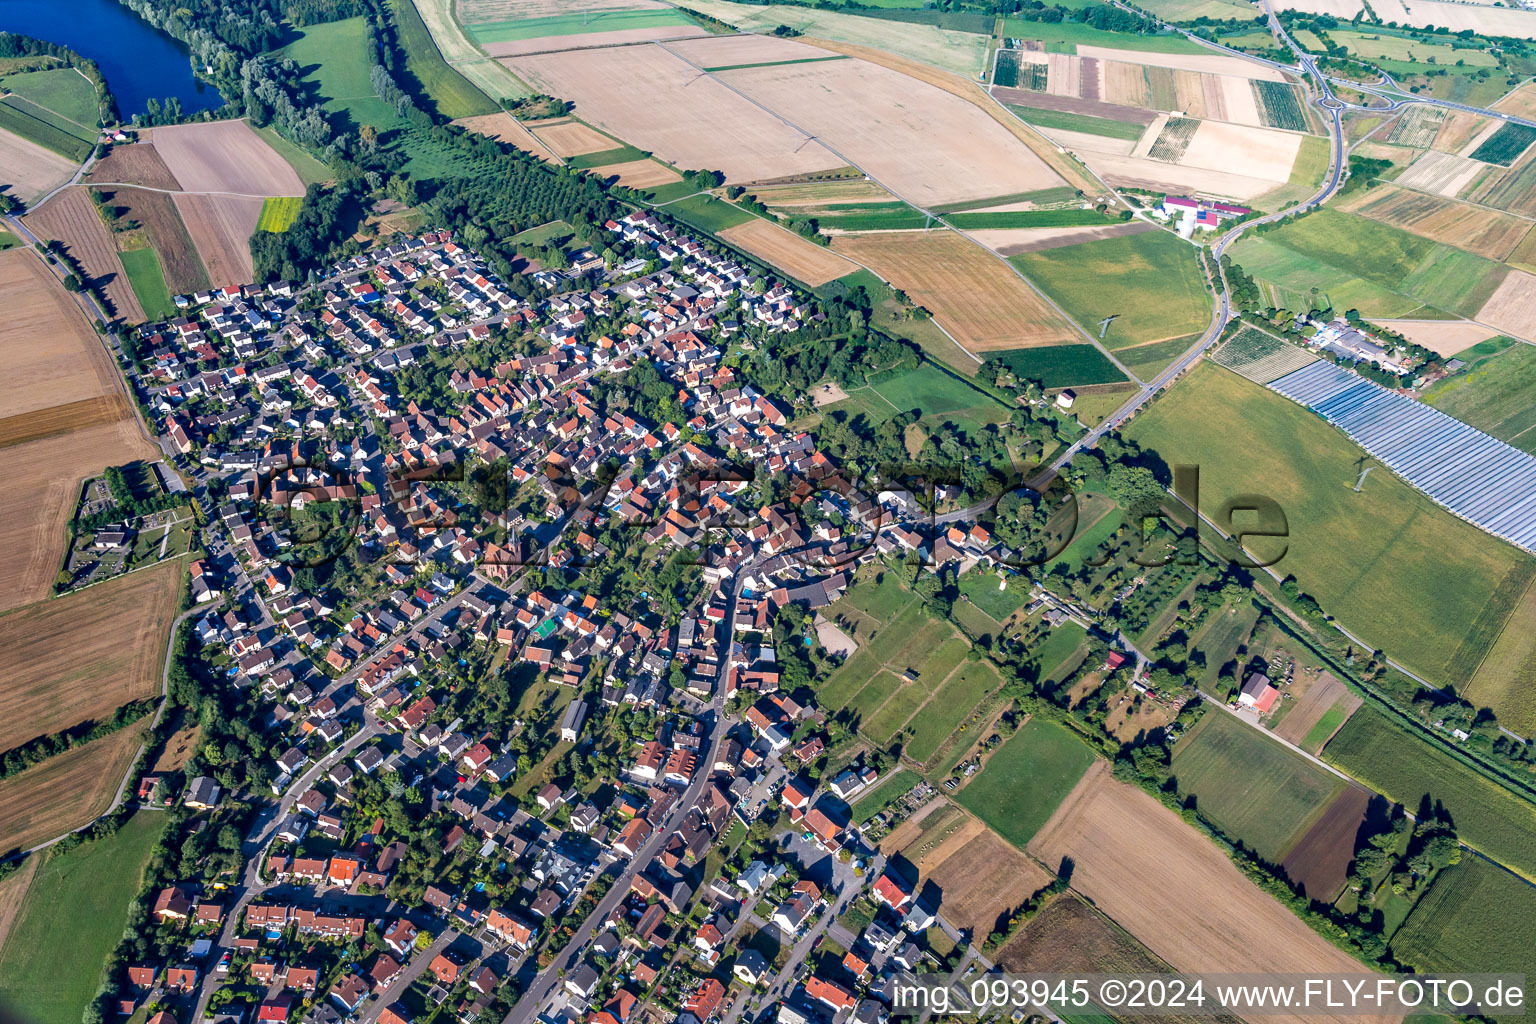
0;0;225;117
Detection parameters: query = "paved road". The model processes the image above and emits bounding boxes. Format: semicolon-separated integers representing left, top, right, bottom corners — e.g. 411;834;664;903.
361;927;461;1022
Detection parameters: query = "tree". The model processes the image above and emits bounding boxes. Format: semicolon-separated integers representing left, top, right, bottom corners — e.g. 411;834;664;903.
62;273;81;291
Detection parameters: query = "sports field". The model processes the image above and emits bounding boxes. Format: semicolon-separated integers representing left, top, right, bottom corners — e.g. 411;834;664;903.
1171;710;1345;862
1390;858;1536;1023
956;717;1095;848
1322;705;1536;881
0;811;168;1024
1126;362;1529;691
1011;230;1210;353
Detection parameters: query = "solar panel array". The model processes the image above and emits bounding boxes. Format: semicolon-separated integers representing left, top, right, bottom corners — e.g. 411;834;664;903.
1268;360;1536;553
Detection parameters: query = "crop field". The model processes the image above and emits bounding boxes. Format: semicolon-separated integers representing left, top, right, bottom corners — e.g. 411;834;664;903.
1475;269;1536;341
1469;122;1536;166
589;158;680;188
118;246;176;320
408;0;532;102
956;717;1095;848
100;186;208;294
0;559;180;753
1322;706;1536;880
0;722;147;855
471;11;707;56
506;45;842;182
0;811;168;1024
1340;185;1531;262
256;195;302;232
968;221;1158;257
148;120;305;196
1171;710;1346;863
0;124;77;204
1278;784;1371;901
904;660;1005;763
0;67;96;128
717;218;855;286
1212;325;1317;384
173;195;261;290
717;56;1065;208
1029;762;1377;1018
387;0;497;119
1251;79;1308;131
831;230;1079;353
1128;362;1528;689
926;825;1054;939
991;344;1127;387
1007;105;1148;141
946;209;1112;230
19;189;145;321
86;143;179;190
1012;230;1209;351
1390;858;1536;1019
454;112;558;161
1420;339;1536;452
1273;673;1361;753
1462;580;1536;736
0;96;92;162
0;249;124;422
529;120;618;157
1148;116;1199;162
660;194;751;233
1470;148;1536;217
668;32;839;70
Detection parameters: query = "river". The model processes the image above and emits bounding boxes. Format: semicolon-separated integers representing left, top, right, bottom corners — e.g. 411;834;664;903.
0;0;225;117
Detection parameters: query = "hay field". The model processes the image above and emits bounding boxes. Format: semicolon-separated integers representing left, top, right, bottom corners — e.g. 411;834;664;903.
453;112;558;161
832;230;1079;352
588;157;679;186
529;120;616;156
1076;45;1286;81
0;723;146;854
85;143;180;190
1476;269;1536;340
0;249;123;420
1393;150;1484;198
718;218;855;285
22;188;142;321
1464;582;1536;735
0;560;181;752
1379;319;1497;356
505;45;842;182
1028;763;1382;1024
665;32;834;68
1368;0;1536;38
674;0;990;76
717;57;1065;206
1341;185;1531;261
172;193;261;289
147;120;305;196
0;125;77;204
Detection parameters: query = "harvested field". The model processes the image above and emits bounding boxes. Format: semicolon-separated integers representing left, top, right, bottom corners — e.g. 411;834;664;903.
1029;763;1384;1024
22;187;142;321
1394;150;1485;198
481;23;710;57
0;559;180;752
1377;318;1498;356
1369;0;1536;40
993;86;1158;126
146;120;305;196
752;178;895;207
1279;785;1372;901
0;395;133;449
459;0;671;21
1273;672;1361;749
1341;185;1531;261
1440;110;1492;156
1071;148;1284;201
1180;119;1301;182
1044;126;1137;157
718;218;856;285
1076;45;1286;81
505;45;842;182
717;57;1065;206
452;112;557;161
530;120;619;156
172;193;261;289
1493;81;1536;121
966;221;1154;256
0;125;76;205
97;186;208;294
84;143;179;190
927;827;1054;940
831;230;1078;352
666;31;834;68
587;158;680;187
1476;269;1536;341
0;723;146;854
1274;0;1365;14
0;249;123;420
884;799;969;862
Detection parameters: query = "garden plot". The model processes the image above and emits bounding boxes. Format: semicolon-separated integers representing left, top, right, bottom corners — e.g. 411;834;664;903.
716;56;1065;207
504;44;843;182
1394;150;1485;197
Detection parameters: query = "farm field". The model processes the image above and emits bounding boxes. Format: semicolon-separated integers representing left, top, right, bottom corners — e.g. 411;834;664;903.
100;185;208;294
1029;762;1383;1024
470;11;707;56
717;217;856;286
453;112;558;161
830;230;1079;354
0;125;77;204
1322;705;1536;880
505;45;843;182
991;344;1128;388
1171;710;1346;863
386;0;498;119
955;717;1095;848
1272;672;1361;753
408;0;533;102
1130;362;1532;692
86;143;179;191
117;246;177;320
1382;319;1498;357
1419;338;1536;452
1474;269;1536;341
717;56;1066;208
589;158;679;188
1463;581;1536;737
0;67;96;128
668;32;842;69
22;187;142;321
1278;784;1372;902
0;811;168;1024
146;120;306;196
1339;185;1532;262
0;94;93;162
529;120;619;157
0;559;181;753
903;660;1005;764
1011;229;1209;356
283;16;407;130
0;249;124;421
1390;857;1536;1020
255;195;302;232
0;722;147;855
173;194;261;288
923;821;1054;940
